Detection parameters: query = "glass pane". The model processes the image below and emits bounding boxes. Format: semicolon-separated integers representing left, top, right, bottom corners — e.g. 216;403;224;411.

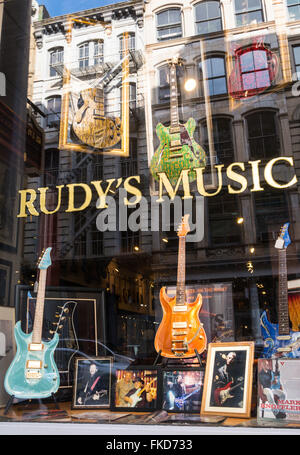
262;112;276;135
211;57;225;77
208;18;222;32
242;72;256;90
169;8;181;23
195;3;207;21
289;5;300;19
207;1;221;18
294;45;300;64
241;51;254;72
253;50;268;70
248;10;263;24
255;70;271;88
248;0;262;10
196;21;209;34
212;77;227;95
247;113;262;137
235;0;247;13
156;10;169;26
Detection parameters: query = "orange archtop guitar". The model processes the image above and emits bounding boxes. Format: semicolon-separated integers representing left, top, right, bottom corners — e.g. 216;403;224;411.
154;215;207;358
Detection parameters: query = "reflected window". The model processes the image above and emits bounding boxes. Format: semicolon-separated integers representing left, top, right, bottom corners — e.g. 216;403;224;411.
78;40;104;69
158;65;170;101
293;45;300;80
246;111;280;159
199;57;227;96
234;0;264;26
46;96;61;128
195;1;222;35
119;33;135;58
202;118;234;165
156;8;182;41
254;189;289;242
49;47;64;77
287;0;300;20
240;48;271;91
208;192;241;246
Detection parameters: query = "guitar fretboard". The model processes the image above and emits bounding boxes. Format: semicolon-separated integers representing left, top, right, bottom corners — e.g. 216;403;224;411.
278;248;289;336
169;64;179;130
176;236;186;306
32;269;47;344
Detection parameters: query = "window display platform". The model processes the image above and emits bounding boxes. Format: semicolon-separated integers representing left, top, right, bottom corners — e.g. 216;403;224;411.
0;401;300;435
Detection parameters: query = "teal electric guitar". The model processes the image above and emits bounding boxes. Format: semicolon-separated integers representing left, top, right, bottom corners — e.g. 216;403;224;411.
150;57;206;185
4;248;60;400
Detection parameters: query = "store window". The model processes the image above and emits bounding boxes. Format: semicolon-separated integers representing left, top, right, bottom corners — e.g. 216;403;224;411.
49;47;64;77
199;56;227;96
254;188;289;242
156;8;182;41
287;0;300;20
246;110;280;159
201;117;234;165
234;0;264;26
46;95;61;128
194;1;222;35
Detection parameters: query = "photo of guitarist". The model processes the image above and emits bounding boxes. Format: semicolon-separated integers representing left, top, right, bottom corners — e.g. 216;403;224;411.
211;351;244;408
258;359;286;419
77;363;107;406
124;377;156;408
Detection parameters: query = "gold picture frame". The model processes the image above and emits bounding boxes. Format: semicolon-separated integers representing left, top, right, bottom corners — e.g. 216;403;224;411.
201;341;254;418
59;19;130;157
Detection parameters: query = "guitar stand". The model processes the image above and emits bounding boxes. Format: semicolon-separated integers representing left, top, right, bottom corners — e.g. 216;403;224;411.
3;393;59;416
153;349;203;367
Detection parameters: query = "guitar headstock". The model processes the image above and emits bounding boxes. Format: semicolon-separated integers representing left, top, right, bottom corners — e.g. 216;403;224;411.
275;223;291;250
168;56;183;67
177;214;190;237
37;247;52;270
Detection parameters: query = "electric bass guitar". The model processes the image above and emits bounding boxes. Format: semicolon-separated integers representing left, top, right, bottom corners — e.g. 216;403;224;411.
4;248;60;400
260;223;300;358
150;57;206;185
154;214;207;358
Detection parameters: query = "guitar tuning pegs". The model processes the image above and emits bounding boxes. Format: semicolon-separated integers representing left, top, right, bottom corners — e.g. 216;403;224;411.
61;316;66;321
58;325;63;329
63;308;69;313
49;330;55;334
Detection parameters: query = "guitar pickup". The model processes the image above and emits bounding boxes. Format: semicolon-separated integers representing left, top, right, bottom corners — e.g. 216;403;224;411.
172;331;188;336
26;360;42;370
277;346;292;352
173;305;187;312
169;152;183;158
172;339;186;343
172;347;188;351
173;322;187;329
28;343;44;352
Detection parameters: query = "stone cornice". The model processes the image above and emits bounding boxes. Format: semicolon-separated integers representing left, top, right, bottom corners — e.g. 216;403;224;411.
33;0;144;31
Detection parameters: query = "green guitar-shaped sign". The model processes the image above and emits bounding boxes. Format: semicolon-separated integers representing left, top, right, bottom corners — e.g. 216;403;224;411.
150;57;206;185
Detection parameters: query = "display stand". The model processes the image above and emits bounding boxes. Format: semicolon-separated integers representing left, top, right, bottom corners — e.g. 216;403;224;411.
153;349;203;367
4;393;59;416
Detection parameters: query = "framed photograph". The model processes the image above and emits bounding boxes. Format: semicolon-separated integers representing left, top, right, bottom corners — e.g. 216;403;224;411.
72;357;113;409
201;342;254;418
161;367;204;413
0;306;16;407
112;366;159;412
257;358;300;422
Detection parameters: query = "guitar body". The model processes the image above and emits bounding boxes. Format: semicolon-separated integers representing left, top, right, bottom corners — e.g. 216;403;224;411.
150;118;206;185
4;321;60;399
154;287;206;359
260;310;300;359
214;381;233;406
72;88;122;149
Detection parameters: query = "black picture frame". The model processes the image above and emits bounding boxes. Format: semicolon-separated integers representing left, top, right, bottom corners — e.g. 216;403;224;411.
161;366;205;414
14;285;106;401
72;356;113;410
111;365;160;412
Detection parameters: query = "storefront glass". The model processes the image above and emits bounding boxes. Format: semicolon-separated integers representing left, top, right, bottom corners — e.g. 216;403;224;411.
0;0;300;432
